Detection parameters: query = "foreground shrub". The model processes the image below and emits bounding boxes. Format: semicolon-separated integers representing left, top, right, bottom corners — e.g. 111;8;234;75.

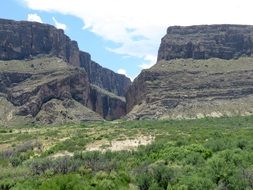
52;156;81;174
0;179;15;190
176;175;215;190
136;163;177;190
75;151;118;172
39;174;87;190
29;158;52;175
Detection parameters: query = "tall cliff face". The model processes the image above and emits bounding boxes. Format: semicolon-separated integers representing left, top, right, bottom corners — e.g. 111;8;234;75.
158;25;253;61
0;18;131;124
127;25;253;120
0;19;80;66
79;51;131;96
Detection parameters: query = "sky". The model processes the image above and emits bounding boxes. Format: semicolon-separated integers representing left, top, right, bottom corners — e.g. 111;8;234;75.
1;0;253;80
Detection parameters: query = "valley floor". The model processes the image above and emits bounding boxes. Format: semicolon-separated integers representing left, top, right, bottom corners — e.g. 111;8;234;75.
0;116;253;189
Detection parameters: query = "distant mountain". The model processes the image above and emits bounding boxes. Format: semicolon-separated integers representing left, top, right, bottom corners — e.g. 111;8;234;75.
126;25;253;119
0;18;131;125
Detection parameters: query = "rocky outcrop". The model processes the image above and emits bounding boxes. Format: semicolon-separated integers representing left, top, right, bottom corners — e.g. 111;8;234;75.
35;99;102;124
79;51;131;96
158;25;253;61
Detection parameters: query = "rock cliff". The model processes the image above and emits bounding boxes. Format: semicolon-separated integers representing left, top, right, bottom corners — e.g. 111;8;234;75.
0;18;131;124
127;25;253;119
158;25;253;61
79;51;131;96
0;19;80;66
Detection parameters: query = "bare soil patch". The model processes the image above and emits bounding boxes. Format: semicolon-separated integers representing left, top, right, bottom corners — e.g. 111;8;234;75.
85;135;154;152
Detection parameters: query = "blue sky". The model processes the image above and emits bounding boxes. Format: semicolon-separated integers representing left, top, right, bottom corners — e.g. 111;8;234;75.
0;0;153;80
1;0;253;80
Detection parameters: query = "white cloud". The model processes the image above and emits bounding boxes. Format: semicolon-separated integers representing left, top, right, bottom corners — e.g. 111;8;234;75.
27;13;43;23
139;55;157;69
117;68;135;81
117;69;127;76
24;0;253;67
52;17;67;30
139;63;154;70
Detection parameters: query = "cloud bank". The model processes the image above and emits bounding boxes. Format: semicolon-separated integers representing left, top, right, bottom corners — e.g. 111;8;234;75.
24;0;253;69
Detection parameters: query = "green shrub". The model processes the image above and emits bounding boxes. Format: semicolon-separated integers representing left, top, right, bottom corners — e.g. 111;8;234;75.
11;179;41;190
236;139;248;150
51;156;81;174
39;174;87;190
10;157;22;167
77;151;118;172
136;172;152;190
136;163;177;190
0;179;15;190
205;138;232;152
178;175;215;190
28;158;52;175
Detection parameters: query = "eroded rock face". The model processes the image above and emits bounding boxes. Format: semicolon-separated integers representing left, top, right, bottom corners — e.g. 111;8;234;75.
158;25;253;61
0;57;128;125
0;58;90;118
0;57;102;124
0;19;80;66
126;58;253;119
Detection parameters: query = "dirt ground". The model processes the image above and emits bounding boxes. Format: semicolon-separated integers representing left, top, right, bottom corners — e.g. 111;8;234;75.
85;135;154;152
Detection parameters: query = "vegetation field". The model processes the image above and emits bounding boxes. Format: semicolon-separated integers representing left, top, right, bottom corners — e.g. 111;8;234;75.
0;116;253;190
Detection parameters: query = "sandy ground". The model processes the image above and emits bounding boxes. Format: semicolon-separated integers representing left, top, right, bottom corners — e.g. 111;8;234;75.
49;135;154;158
51;151;74;158
85;135;154;152
0;143;10;151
